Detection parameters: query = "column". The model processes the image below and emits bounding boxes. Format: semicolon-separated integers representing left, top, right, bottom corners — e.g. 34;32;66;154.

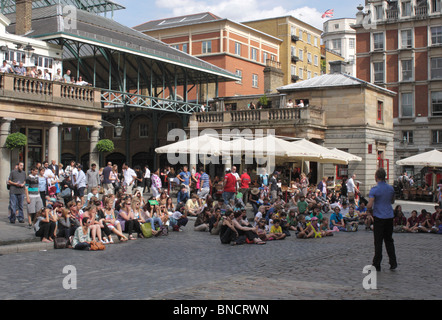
89;126;101;168
48;122;62;164
0;118;15;199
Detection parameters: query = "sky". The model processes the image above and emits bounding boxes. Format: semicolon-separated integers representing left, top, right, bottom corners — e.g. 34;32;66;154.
112;0;363;31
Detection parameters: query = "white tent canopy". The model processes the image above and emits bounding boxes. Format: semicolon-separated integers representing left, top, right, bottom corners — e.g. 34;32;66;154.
328;148;362;163
396;149;442;167
155;134;231;157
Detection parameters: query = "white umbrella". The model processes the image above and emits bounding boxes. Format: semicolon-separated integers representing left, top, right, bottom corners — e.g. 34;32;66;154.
155;134;231;157
290;139;349;164
328;148;362;163
396;149;442;167
396;149;442;193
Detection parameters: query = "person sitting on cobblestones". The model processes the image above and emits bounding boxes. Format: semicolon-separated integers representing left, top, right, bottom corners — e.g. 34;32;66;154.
169;206;188;232
219;210;239;245
365;209;374;231
393;206;407;233
287;208;298;232
141;200;162;235
269;219;286;240
232;210;265;244
72;217;92;250
34;207;56;243
418;211;438;233
320;217;334;236
82;205;104;244
344;205;359;232
330;207;346;232
194;207;211;232
295;215;313;239
103;198;127;242
403;210;419;233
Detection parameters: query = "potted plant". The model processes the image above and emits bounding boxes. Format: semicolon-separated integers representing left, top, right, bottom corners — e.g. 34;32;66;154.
5;132;27;151
96;139;115;153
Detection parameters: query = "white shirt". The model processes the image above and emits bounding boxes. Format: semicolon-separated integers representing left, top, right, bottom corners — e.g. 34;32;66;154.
346;178;356;193
144;168;151;179
123;168;136;186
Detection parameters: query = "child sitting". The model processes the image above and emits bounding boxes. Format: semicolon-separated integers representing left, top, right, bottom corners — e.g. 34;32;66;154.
269;219;286;240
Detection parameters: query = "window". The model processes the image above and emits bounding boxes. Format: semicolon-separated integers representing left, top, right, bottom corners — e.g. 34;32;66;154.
332;39;341;51
401;29;413;48
299;29;303;40
171;44;179;50
202;41;212;54
401;59;413;81
431;57;442;79
307;52;312;63
252;74;258;87
291;65;296;76
432;0;441;12
307;71;312;79
402;1;412;16
182;43;188;53
298;49;304;61
373;33;384;50
314;55;319;66
291;26;296;35
431;26;442;45
373;62;384;82
235;42;241;55
377;100;384;122
235;69;242;84
5;50;26;63
299;68;304;79
431;91;442;115
63;128;72;141
334;24;339;29
314;37;318;47
263;52;268;63
307;33;311;44
433;130;442;143
375;5;384;20
251;47;258;61
402;131;414;144
401;92;413;117
349;38;355;49
139;124;148;138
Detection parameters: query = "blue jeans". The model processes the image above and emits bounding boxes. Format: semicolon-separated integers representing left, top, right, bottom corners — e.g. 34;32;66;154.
9;194;24;222
222;191;235;204
145;217;162;230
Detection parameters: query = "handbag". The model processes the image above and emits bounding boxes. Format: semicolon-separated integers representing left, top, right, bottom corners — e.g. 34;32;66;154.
140;222;153;238
90;240;105;251
54;237;68;249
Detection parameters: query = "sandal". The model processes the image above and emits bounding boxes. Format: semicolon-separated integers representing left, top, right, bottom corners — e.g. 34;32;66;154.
129;235;136;240
256;240;266;245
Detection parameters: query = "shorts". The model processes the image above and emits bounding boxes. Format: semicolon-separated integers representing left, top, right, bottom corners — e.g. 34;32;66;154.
27;196;43;215
77;187;85;197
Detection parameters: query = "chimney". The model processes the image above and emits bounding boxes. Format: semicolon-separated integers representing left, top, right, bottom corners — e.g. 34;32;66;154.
329;60;347;74
15;0;32;35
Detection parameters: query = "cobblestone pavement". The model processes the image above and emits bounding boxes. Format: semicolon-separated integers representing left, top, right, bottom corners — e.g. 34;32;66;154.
0;211;441;300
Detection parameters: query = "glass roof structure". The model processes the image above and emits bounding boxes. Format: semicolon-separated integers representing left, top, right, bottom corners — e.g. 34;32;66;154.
0;0;125;17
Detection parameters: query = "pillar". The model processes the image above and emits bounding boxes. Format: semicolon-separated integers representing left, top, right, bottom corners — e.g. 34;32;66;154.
48;122;62;164
89;126;101;168
0;118;15;199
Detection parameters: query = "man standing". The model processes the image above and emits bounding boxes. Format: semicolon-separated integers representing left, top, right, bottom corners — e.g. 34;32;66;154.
86;163;100;195
122;163;137;195
367;168;397;271
269;171;279;202
240;168;251;205
197;167;211;200
143;164;151;194
178;165;191;197
25;166;43;227
102;162;114;195
134;165;145;196
8;162;26;223
76;165;87;207
222;168;236;204
346;173;357;204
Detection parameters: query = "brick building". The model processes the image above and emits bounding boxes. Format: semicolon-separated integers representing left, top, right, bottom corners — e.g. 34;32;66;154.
134;12;281;104
353;0;442;180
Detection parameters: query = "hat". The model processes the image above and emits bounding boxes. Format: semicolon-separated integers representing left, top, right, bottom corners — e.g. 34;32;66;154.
251;188;260;195
225;168;231;172
305;216;311;221
311;216;318;221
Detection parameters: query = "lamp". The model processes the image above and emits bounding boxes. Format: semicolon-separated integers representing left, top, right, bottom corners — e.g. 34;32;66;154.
24;43;35;58
115;118;124;137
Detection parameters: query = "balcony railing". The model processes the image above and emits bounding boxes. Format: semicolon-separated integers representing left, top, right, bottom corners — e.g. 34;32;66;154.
192;107;325;129
0;73;101;109
415;5;428;18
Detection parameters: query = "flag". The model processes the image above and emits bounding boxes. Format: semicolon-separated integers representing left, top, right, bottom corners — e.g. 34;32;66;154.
322;9;334;19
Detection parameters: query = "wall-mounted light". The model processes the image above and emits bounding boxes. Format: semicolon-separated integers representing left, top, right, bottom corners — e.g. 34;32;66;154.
115;118;124;137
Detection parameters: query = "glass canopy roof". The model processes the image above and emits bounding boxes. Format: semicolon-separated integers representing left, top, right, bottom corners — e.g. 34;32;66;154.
0;0;125;16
